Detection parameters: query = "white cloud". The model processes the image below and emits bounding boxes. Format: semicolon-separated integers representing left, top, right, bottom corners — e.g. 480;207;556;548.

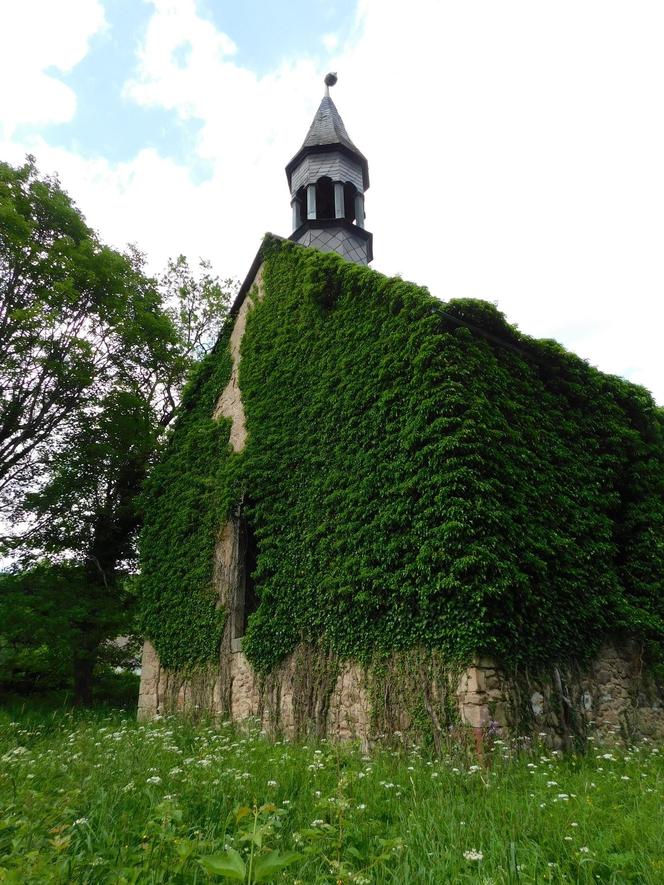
322;33;339;52
3;0;663;402
0;0;106;137
334;0;664;400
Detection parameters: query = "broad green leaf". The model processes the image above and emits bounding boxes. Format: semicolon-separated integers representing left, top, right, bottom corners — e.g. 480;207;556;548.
198;849;246;880
253;851;302;882
175;841;195;859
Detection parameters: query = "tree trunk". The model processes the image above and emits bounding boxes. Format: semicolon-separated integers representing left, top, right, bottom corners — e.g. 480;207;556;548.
72;646;97;706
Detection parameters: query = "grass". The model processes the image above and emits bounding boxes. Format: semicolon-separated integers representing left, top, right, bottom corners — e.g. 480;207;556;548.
1;705;663;883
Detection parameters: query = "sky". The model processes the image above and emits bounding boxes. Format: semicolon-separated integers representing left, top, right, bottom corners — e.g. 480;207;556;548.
1;0;663;403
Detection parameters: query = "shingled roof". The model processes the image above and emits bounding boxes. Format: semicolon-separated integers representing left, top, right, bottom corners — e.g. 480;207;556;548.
285;95;369;191
302;96;363;153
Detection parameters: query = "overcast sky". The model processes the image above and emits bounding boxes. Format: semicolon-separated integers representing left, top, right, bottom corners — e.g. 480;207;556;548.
1;0;663;403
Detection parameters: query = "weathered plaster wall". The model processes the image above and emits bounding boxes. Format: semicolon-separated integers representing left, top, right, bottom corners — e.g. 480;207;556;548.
138;263;664;745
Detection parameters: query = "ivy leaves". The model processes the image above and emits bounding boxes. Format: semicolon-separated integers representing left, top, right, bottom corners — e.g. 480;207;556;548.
140;237;664;677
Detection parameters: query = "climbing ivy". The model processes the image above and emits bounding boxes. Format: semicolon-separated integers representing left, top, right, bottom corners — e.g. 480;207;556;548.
137;328;240;670
139;236;664;676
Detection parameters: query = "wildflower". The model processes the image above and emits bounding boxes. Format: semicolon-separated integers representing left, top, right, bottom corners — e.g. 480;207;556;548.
267;780;278;787
570;822;578;827
311;819;325;827
620;775;630;781
357;804;366;811
146;776;162;785
72;818;89;827
564;836;572;841
579;846;590;853
463;849;483;861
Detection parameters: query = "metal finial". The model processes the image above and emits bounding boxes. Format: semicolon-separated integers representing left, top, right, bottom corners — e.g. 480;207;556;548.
324;71;338;97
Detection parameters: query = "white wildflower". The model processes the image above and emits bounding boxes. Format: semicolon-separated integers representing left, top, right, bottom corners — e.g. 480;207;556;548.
463;849;483;862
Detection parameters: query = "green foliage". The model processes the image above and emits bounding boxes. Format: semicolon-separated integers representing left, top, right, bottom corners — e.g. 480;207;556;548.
137;332;240;670
2;708;664;883
0;156;175;511
199;803;302;882
1;155;237;700
140;238;664;675
0;564;132;694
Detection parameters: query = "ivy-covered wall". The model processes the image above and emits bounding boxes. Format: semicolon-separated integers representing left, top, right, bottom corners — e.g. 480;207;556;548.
139;236;664;678
138;330;240;670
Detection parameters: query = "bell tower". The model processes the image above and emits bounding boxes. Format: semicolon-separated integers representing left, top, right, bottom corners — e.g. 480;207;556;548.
285;73;373;265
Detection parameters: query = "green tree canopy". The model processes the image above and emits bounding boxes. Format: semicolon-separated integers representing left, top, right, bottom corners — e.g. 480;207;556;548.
0;156;236;703
0;156;175;514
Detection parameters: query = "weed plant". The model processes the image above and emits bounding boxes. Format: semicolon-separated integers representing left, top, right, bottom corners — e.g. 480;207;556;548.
1;707;663;883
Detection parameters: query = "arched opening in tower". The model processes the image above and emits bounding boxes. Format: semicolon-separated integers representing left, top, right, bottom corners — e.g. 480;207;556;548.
316;177;335;220
295;186;306;225
343;182;358;223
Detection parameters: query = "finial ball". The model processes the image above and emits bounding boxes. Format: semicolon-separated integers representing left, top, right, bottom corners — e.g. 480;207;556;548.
324;72;338;88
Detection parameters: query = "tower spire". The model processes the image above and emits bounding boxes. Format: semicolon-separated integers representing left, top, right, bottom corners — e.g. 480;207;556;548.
285;74;373;265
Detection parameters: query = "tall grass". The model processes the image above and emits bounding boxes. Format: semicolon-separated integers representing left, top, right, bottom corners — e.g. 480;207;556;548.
1;706;662;883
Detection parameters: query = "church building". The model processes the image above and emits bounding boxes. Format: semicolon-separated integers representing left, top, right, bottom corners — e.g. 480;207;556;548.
137;76;664;747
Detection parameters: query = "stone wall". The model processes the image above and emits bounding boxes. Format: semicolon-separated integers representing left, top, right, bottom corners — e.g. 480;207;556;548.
140;637;664;746
456;642;664;746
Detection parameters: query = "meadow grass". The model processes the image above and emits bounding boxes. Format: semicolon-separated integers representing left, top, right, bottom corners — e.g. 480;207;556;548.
1;705;663;883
